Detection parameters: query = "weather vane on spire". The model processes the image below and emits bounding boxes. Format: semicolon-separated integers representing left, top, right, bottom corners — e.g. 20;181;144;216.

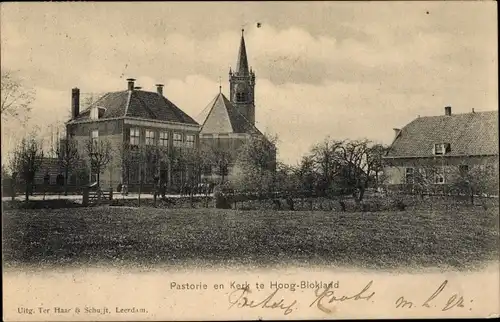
218;76;222;93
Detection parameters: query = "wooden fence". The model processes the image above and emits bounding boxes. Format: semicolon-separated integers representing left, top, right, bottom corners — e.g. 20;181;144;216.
83;188;113;206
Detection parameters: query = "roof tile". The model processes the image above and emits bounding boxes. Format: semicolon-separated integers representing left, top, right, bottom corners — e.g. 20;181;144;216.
71;90;198;125
386;111;498;157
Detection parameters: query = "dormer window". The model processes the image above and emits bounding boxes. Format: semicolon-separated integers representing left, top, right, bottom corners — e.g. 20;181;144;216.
434;143;451;155
98;107;106;118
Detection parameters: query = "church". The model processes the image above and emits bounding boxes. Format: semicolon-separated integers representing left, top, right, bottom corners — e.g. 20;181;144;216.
63;29;274;192
199;29;275;183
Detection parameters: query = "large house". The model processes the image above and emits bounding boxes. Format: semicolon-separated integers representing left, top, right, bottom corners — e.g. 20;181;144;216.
383;106;499;194
199;29;276;182
66;80;200;192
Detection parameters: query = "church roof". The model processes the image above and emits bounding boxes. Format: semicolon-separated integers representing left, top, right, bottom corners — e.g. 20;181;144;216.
235;29;249;75
385;110;498;158
200;92;262;135
70;90;198;125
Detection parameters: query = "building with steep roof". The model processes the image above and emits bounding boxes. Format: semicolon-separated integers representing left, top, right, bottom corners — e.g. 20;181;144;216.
383;106;499;193
66;80;200;192
61;29;274;191
199;29;276;182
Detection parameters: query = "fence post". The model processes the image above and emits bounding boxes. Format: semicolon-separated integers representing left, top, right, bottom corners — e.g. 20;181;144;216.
83;187;89;206
109;188;113;200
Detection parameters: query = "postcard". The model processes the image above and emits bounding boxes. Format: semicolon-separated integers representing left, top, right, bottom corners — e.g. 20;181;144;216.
2;1;499;320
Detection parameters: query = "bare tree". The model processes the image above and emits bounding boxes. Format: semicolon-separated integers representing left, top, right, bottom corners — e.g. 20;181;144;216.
117;141;132;193
55;138;80;195
81;92;102;109
297;155;317;196
367;143;388;190
336;139;383;203
1;70;35;122
10;136;44;201
210;148;232;184
84;138;112;191
309;138;343;196
450;162;499;205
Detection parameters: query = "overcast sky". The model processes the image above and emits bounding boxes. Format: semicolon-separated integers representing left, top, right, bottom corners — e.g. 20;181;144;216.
1;2;497;165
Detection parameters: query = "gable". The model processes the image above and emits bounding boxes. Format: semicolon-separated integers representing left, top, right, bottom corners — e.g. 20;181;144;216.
200;93;262;135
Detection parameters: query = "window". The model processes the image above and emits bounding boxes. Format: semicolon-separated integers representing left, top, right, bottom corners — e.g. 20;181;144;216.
185;134;195;148
159;132;169;147
434;143;451;155
173;133;183;147
434;167;445;184
145;130;155;146
459;165;469;177
236;92;247;102
130;128;140;145
91;130;99;144
405;167;414;184
203;164;212;176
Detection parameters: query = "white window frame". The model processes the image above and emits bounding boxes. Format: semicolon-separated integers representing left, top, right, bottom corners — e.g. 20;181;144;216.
91;130;99;144
145;130;155;146
173;133;183;147
434;167;445;184
159;131;169;147
434;143;445;155
130;128;140;146
185;134;195;148
405;167;414;184
434;143;451;155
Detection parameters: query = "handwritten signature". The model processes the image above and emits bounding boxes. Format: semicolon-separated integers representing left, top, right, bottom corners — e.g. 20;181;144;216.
228;286;297;315
310;280;376;313
395;280;466;311
227;279;469;316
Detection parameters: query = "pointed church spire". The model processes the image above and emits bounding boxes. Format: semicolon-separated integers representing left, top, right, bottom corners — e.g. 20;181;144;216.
236;29;249;75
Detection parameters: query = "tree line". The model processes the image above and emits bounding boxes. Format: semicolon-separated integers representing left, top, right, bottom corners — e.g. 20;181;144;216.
2;70;497;204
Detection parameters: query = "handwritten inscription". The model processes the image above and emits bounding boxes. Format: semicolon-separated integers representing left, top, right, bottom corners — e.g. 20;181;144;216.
396;280;467;312
228;286;298;315
226;279;472;316
310;281;376;314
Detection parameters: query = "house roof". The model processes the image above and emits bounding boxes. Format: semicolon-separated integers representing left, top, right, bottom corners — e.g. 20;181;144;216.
385;110;499;158
71;90;198;125
200;92;262;135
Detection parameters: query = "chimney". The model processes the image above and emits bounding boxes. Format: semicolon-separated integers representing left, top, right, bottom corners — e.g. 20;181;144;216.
445;106;452;116
393;128;401;139
71;88;80;119
156;84;164;95
472;108;475;113
127;78;136;91
134;86;142;90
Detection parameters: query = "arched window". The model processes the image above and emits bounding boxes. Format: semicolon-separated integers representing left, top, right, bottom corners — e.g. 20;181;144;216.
236;92;247;102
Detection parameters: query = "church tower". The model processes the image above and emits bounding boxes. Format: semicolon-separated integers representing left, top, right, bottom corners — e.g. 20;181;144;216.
229;29;256;125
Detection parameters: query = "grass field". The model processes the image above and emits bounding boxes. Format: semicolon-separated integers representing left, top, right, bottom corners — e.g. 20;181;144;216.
2;206;499;271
